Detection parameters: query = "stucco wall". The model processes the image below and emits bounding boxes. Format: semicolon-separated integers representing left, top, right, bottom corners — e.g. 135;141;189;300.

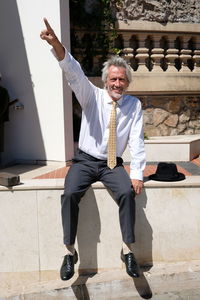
0;0;73;166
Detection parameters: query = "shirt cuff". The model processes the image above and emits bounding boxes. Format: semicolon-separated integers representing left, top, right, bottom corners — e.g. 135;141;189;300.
130;169;143;181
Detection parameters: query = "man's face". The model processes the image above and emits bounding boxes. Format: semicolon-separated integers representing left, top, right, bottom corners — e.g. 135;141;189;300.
106;65;129;101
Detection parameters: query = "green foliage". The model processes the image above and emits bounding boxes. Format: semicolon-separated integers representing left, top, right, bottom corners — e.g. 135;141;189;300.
144;132;149;140
69;0;123;75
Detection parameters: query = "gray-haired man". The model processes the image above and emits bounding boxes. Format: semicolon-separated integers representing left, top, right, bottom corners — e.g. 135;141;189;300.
40;18;146;280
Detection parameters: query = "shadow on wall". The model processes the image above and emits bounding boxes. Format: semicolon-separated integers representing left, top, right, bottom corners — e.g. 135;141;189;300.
76;188;100;275
133;189;153;298
135;189;153;267
0;0;45;166
71;187;153;299
71;188;100;299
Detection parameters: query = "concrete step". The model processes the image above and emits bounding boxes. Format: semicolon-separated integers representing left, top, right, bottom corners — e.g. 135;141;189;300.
122;134;200;162
145;134;200;162
2;261;200;300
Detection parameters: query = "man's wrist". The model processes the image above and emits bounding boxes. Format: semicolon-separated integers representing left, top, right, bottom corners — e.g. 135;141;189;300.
51;41;65;61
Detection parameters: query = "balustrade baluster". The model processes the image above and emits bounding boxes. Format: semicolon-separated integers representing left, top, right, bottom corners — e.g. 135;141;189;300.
135;34;149;72
193;37;200;72
165;35;179;72
150;34;164;72
179;36;192;72
121;32;134;65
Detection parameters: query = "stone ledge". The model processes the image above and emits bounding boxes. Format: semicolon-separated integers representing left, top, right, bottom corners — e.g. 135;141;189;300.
145;135;200;144
117;20;200;34
89;74;200;95
128;72;200;95
0;176;200;191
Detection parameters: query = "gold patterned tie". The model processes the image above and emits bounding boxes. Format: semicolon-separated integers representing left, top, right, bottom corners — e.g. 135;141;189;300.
107;101;117;169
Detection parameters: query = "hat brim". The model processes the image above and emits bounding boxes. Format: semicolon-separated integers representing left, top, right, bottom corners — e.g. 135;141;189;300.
149;172;185;182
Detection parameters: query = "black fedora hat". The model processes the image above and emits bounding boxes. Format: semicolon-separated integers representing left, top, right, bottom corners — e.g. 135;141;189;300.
149;162;185;182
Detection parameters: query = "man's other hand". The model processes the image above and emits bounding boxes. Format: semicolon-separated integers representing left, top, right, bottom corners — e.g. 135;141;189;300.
131;179;143;195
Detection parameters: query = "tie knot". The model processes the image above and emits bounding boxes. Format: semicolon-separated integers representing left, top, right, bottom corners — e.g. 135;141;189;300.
112;101;117;108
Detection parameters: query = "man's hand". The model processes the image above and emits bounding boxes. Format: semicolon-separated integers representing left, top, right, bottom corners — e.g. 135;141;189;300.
131;179;143;195
40;18;65;61
40;18;58;45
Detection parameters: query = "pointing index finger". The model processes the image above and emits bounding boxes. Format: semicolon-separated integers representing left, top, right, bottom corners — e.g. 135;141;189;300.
43;18;52;31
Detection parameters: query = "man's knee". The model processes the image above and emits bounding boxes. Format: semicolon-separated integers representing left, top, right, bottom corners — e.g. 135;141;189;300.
116;186;135;203
61;189;81;207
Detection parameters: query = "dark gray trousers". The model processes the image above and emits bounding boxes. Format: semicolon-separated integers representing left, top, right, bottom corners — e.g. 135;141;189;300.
61;149;136;245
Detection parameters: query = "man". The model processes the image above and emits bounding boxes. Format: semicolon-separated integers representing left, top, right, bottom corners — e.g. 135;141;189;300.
40;18;146;281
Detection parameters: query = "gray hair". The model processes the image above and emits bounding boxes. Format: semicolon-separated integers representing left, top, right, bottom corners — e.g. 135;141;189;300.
101;56;132;84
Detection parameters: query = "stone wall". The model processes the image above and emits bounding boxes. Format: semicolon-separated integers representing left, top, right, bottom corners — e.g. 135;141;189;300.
141;95;200;137
116;0;200;23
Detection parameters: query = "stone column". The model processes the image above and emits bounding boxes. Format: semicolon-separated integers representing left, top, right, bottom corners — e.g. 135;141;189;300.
0;0;73;164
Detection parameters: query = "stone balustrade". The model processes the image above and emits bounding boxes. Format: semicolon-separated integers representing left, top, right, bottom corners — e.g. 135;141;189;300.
120;32;199;73
117;21;200;73
73;21;200;93
73;22;200;74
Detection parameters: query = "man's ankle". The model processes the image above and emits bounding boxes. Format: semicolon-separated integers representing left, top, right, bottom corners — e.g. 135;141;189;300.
65;244;75;256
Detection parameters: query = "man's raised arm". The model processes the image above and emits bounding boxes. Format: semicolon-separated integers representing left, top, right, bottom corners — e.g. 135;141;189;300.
40;18;65;61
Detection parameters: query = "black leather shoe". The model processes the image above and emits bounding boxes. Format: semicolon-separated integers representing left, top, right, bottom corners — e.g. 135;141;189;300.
60;250;78;280
121;250;140;278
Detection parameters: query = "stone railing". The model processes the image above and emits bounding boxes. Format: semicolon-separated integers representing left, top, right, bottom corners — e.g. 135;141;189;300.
115;21;200;94
71;21;200;94
121;31;200;73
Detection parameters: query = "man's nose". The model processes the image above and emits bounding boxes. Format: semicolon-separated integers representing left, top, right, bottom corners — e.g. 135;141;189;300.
114;79;120;86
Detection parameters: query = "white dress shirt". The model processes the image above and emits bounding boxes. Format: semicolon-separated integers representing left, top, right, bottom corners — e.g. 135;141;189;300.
59;51;146;180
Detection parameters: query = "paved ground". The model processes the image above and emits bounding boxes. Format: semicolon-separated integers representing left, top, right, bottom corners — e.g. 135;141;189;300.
0;157;199;180
1;261;200;299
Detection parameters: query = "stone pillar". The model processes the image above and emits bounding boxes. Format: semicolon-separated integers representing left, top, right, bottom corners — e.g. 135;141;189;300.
60;0;74;161
0;0;73;165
